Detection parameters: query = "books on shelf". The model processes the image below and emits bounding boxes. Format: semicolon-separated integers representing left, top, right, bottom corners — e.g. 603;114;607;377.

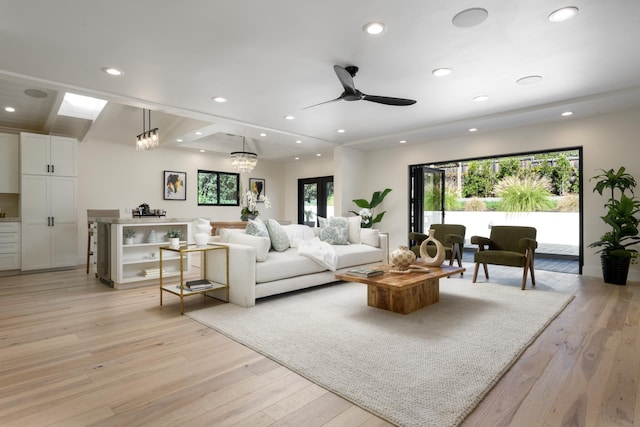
346;268;384;278
183;279;214;291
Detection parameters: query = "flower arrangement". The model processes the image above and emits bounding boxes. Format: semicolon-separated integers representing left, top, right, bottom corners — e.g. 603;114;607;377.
350;188;392;228
166;229;183;239
240;189;271;221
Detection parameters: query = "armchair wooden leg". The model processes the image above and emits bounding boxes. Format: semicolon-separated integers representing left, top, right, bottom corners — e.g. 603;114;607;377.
473;263;479;283
482;263;489;280
451;244;463;276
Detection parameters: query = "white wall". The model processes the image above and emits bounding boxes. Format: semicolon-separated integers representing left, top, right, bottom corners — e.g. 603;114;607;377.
282;156;334;222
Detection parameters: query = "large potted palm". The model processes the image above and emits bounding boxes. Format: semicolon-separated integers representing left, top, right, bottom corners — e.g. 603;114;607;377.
589;167;640;285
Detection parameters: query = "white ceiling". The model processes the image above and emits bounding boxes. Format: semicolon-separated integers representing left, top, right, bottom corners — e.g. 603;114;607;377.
1;1;640;161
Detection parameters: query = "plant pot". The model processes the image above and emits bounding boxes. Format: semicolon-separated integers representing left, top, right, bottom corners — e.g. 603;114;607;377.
168;237;180;247
601;254;631;285
124;237;134;245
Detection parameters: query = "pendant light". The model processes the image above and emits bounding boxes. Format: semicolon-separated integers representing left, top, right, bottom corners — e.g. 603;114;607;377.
230;136;258;174
136;108;159;150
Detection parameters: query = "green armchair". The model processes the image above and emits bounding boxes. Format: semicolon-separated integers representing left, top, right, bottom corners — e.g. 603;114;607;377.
409;224;466;269
470;226;537;290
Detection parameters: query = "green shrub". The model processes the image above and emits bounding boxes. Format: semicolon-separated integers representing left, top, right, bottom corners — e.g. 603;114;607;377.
464;197;487;211
495;176;554;212
556;194;579;212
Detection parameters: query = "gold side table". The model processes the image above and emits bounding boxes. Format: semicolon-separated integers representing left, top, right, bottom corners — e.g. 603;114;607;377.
159;243;229;314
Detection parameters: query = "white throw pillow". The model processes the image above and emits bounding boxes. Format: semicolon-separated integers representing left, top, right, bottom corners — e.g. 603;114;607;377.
219;228;246;243
227;233;271;262
283;224;315;248
266;219;290;252
360;228;380;247
347;216;361;244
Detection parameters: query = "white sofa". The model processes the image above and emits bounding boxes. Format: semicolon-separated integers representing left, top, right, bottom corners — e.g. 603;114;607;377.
205;222;389;308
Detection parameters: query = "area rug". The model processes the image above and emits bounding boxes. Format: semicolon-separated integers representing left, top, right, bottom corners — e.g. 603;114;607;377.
187;278;573;427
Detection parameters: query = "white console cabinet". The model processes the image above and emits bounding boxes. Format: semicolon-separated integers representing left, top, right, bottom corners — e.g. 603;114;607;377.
111;221;192;289
0;222;20;271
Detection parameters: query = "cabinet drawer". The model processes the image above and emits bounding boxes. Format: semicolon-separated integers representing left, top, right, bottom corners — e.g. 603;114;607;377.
0;233;18;244
0;253;19;270
0;223;19;233
0;242;18;253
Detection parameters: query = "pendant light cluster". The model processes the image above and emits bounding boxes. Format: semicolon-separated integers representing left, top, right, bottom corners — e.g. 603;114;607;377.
230;135;258;174
136;108;159;151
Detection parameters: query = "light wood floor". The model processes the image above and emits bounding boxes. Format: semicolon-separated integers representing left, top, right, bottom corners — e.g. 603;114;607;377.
0;264;637;426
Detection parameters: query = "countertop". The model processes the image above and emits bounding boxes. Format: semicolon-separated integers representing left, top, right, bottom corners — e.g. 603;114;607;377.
0;217;20;222
89;217;196;224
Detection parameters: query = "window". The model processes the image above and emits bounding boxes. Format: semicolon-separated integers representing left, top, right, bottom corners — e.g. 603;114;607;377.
298;176;334;225
197;170;240;206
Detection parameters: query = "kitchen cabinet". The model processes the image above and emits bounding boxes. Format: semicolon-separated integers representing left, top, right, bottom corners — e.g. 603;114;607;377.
0;134;19;193
0;222;20;270
20;132;77;177
20;175;77;270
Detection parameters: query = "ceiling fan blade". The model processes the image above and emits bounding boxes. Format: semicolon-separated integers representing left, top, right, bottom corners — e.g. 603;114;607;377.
362;94;417;106
302;96;342;110
334;65;357;94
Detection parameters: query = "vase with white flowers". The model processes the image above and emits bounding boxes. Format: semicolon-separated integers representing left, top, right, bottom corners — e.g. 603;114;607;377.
240;189;271;221
350;188;392;228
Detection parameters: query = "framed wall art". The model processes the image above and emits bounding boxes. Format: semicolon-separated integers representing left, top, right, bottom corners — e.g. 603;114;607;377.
164;171;186;200
249;178;266;201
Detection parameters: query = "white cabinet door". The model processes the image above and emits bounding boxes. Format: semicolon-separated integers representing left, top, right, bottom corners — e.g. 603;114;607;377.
20;132;77;177
0;134;19;193
20;132;50;175
20;175;77;270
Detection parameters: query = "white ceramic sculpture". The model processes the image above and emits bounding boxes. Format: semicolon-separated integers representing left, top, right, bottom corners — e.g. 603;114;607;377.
194;218;212;245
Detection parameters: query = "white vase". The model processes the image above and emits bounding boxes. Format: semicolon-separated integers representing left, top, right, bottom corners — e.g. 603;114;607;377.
420;229;446;266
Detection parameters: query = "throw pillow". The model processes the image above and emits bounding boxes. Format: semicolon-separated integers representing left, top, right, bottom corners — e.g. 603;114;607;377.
266;219;290;252
320;225;349;245
246;218;269;237
283;224;315;248
360;228;380;247
317;216;327;228
227;233;271;262
219;228;246;243
347;216;361;244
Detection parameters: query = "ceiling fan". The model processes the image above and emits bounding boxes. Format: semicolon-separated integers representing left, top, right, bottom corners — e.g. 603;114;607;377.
304;65;417;110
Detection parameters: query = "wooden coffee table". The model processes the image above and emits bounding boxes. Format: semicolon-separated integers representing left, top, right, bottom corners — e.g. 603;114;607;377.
335;264;465;314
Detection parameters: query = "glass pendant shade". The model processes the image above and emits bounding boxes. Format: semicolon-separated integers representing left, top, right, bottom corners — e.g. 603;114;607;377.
136;109;159;151
230;136;258;173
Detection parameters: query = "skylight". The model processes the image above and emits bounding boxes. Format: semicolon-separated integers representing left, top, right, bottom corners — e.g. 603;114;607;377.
57;92;107;121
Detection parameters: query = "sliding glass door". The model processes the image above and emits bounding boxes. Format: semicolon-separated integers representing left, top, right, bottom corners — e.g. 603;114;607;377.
298;176;334;226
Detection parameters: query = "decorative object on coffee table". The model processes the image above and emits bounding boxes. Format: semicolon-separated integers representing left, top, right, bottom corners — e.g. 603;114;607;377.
389;245;416;271
420;228;446;266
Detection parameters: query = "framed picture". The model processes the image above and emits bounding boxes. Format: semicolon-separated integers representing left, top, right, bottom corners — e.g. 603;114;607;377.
197;170;240;206
249;178;266;202
164;171;186;200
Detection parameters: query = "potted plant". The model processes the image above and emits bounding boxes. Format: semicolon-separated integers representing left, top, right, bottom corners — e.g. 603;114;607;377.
588;166;640;285
349;188;392;228
124;229;136;245
166;229;183;247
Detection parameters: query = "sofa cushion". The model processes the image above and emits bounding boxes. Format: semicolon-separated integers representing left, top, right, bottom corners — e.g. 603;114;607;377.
219;228;246;243
360;228;380;247
255;249;327;283
347;216;361;244
334;243;385;269
266;219;290;251
246;218;269;237
228;233;271;262
320;225;349;245
283;224;315;248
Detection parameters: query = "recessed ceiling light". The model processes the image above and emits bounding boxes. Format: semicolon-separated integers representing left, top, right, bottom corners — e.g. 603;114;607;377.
316;153;322;157
212;96;227;103
432;68;452;77
176;138;183;142
102;67;123;76
284;115;295;120
399;140;407;144
549;7;579;22
473;95;489;102
199;149;206;153
260;133;267;137
452;8;488;28
561;111;574;117
469;128;478;132
363;22;385;35
516;75;543;85
4;106;15;113
296;140;302;144
195;131;202;136
294;157;300;160
337;129;345;133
